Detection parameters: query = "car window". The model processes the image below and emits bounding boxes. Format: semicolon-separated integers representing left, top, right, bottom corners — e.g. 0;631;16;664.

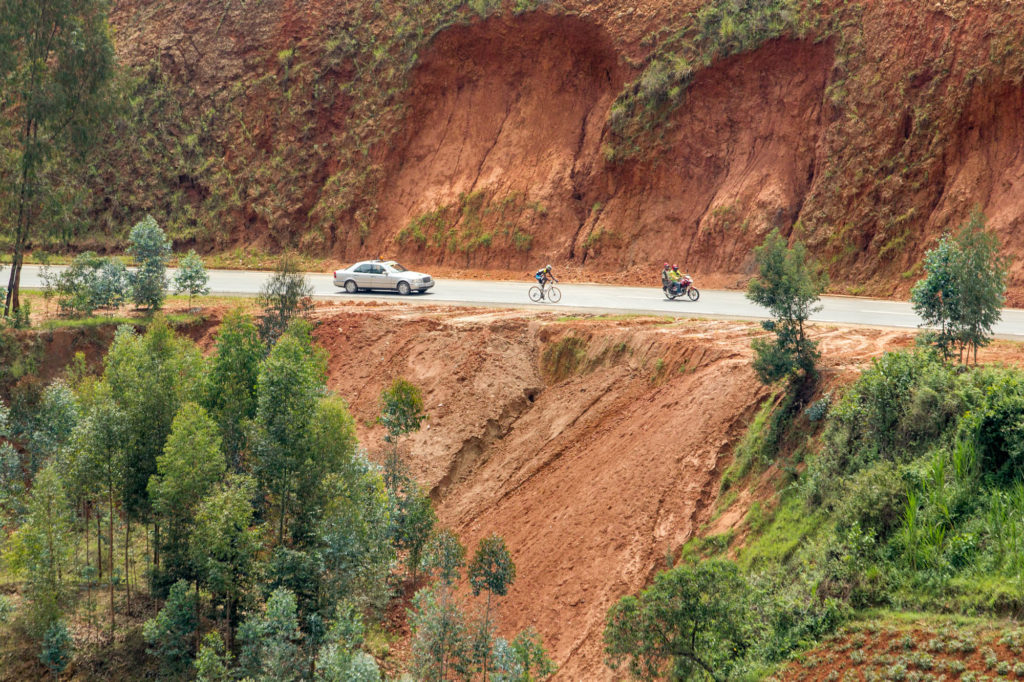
388;263;407;272
354;263;371;273
371;265;385;274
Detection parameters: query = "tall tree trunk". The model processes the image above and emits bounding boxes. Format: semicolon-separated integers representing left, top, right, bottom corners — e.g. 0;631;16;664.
124;520;131;614
153;522;160;576
5;118;36;317
108;490;115;637
96;510;103;579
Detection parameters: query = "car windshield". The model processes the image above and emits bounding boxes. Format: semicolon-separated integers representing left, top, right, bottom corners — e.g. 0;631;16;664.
387;262;407;272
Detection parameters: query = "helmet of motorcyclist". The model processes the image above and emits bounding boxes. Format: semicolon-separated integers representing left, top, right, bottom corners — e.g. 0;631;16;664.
672;264;679;270
663;262;669;269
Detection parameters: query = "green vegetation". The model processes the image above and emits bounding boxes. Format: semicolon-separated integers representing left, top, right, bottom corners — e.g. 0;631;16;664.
173;250;210;310
542;335;589;382
746;229;827;385
911;210;1008;364
410;532;553;681
609;348;1024;678
255;255;314;349
396;190;544;257
606;0;808;159
0;303;423;678
1;0;115;317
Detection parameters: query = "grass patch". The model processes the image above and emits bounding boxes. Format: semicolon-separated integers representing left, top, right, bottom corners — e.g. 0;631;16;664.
542;335;588;382
735;488;826;571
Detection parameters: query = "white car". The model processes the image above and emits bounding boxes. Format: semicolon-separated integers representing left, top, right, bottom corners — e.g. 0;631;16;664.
333;259;435;295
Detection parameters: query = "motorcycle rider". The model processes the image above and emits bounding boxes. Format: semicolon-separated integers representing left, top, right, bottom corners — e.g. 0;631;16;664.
667;264;683;294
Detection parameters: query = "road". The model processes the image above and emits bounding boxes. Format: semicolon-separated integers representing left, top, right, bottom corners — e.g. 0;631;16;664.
16;264;1024;338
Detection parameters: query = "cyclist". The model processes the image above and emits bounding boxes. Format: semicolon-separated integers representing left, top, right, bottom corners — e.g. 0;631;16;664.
535;264;558;289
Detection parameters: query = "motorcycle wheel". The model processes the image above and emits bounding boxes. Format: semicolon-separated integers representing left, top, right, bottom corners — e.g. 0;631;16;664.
687;287;700;302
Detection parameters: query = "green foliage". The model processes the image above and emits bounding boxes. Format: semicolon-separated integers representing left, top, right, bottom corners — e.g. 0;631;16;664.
378;377;426;444
148;402;226;585
51;253;130;315
314;606;381;682
604;560;752;681
392;480;437;581
469;535;517;599
127;215;172;310
746;229;827;383
424;528;467;587
237;587;306;682
491;628;557;681
195;632;231;682
256;255;314;349
251;319;328;543
313;453;394;614
607;0;805;158
2;463;74;637
189;475;261;635
173;250;210;308
911;210;1008;363
410;585;474;682
202;309;263;467
102;319;204;522
25;380;79;465
395;190;542;256
142;579;198;673
39;619;74;680
0;0;115;316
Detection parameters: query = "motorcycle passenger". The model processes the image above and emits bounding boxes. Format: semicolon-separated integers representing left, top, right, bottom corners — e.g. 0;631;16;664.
661;262;672;288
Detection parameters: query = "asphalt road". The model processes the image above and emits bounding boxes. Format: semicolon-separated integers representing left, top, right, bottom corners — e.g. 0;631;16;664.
17;264;1024;338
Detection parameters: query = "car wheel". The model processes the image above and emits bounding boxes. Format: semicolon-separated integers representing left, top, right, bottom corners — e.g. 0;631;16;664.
397;281;411;295
344;280;358;294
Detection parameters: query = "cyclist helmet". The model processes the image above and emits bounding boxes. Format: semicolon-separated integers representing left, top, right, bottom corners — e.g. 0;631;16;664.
546;264;552;271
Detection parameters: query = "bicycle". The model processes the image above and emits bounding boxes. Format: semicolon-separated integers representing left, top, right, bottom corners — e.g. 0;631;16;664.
528;279;561;303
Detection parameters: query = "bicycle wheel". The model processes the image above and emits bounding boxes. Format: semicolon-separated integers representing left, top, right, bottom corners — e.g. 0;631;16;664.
687;287;700;302
547;286;562;303
528;286;543;302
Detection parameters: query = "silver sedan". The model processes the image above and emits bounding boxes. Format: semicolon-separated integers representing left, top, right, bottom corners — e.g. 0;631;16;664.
333;259;435;295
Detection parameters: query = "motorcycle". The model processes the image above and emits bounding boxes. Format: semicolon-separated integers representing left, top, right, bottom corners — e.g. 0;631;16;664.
663;274;700;301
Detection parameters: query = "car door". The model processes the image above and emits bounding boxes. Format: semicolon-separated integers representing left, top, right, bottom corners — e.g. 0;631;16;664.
353;263;373;288
377;264;397;290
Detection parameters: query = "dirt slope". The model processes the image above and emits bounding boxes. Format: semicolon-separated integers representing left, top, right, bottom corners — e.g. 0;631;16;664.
309;303;918;677
100;1;1024;299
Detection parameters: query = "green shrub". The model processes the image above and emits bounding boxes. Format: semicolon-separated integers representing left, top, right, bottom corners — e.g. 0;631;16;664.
143;580;198;672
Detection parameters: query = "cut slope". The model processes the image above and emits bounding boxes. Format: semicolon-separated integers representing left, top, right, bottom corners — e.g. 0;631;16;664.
375;12;628;269
311;305;915;678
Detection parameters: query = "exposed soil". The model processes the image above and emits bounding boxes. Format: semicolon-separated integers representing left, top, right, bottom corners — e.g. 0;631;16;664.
103;1;1024;299
306;302;939;678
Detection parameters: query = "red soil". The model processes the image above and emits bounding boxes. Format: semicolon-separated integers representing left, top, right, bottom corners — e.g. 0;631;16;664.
308;303;935;678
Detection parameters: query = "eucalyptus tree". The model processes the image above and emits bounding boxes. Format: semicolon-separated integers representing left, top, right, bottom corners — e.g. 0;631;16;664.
0;0;115;316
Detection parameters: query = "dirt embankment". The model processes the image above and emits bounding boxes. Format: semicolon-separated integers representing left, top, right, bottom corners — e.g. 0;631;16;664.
105;1;1024;299
309;302;921;678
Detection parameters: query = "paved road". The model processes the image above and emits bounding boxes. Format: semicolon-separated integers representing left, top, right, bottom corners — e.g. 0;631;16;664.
17;264;1024;338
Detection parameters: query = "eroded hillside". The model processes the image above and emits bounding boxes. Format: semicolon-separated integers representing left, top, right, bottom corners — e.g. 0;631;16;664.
86;0;1024;299
292;303;916;678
